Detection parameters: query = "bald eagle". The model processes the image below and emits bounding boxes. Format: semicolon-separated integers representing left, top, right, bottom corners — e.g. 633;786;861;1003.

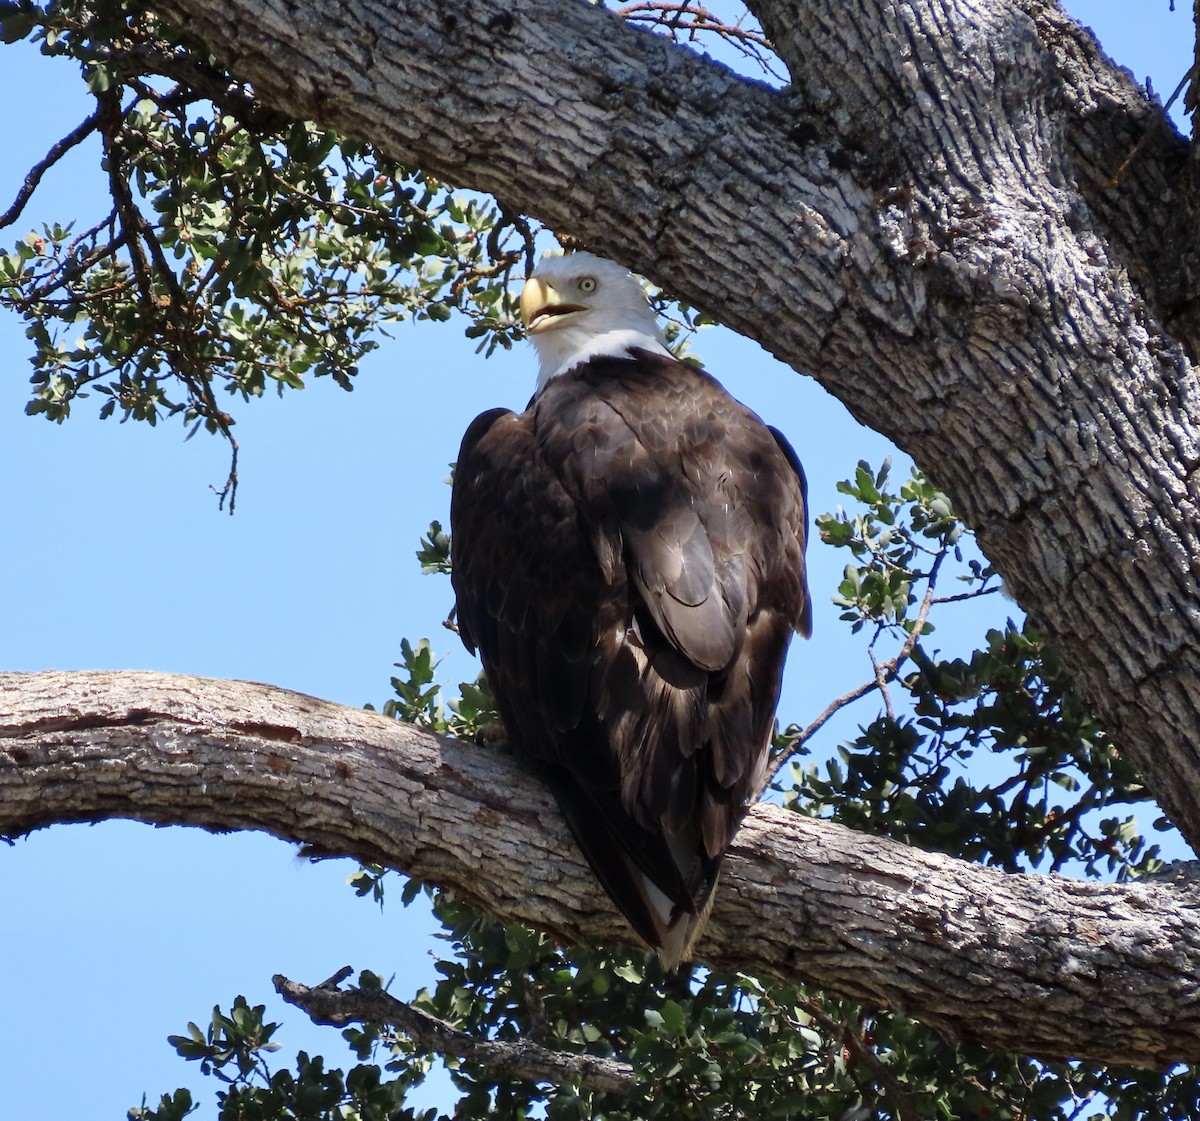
450;252;810;966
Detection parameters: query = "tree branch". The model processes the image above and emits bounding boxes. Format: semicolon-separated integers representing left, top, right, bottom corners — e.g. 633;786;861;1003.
274;970;639;1094
792;995;922;1121
3;669;1198;1069
761;549;946;795
0;110;100;230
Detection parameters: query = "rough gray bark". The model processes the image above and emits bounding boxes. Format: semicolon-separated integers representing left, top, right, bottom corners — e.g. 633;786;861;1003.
144;0;1200;856
4;669;1199;1068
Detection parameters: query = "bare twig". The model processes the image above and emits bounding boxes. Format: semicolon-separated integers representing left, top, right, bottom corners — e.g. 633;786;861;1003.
0;111;101;230
209;437;240;514
867;626;896;722
274;972;639;1095
614;1;785;80
97;90;155;308
930;584;1001;606
781;679;877;754
1105;64;1194;188
759;548;948;797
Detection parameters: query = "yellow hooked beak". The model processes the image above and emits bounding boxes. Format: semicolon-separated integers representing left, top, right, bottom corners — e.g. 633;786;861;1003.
520;277;588;334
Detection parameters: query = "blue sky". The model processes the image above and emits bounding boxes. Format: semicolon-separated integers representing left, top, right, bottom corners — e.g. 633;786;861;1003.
0;3;1192;1115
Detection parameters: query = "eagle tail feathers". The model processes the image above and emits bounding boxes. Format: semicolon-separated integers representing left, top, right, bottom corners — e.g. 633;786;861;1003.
546;771;720;966
652;879;719;971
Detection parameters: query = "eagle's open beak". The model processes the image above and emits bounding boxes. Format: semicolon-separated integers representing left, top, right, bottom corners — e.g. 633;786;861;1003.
520;277;587;334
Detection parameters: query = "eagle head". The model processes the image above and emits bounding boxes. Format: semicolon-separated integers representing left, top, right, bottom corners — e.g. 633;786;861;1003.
520;251;669;385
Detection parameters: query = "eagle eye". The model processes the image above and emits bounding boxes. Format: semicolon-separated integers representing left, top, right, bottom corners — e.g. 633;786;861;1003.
577;276;598;295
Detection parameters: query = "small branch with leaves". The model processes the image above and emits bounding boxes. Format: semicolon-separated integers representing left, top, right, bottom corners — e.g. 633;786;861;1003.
762;463;987;793
0;2;532;510
275;969;639;1095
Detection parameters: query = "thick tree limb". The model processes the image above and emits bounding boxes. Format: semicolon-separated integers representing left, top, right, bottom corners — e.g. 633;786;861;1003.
3;669;1198;1068
145;0;1200;855
273;970;638;1094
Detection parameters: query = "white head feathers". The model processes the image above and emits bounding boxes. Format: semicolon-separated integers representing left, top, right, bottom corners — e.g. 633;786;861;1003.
519;252;671;386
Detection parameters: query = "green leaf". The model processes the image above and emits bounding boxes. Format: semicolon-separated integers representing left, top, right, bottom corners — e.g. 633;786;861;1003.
0;2;39;44
660;999;687;1035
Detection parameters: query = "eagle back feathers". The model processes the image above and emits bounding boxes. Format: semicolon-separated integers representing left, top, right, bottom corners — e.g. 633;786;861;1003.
451;348;809;965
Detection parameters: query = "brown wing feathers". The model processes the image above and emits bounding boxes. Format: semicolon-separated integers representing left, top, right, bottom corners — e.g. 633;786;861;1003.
451;349;809;965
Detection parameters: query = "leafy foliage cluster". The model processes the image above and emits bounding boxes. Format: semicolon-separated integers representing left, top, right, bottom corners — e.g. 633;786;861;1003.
130;467;1191;1121
0;3;728;483
0;0;725;514
788;463;1162;884
0;0;529;506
